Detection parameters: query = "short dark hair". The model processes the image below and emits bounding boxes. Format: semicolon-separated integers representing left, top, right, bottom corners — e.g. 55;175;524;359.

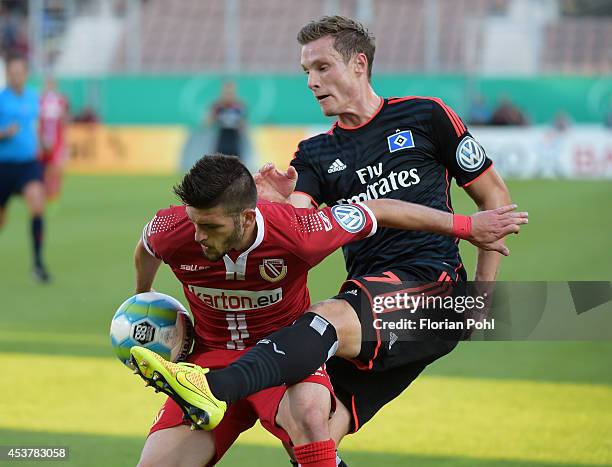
5;52;27;67
173;154;257;212
297;15;375;80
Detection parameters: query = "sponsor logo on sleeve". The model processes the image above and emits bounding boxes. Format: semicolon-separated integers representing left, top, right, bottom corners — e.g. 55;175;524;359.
387;130;415;153
317;210;333;232
456;136;486;172
331;205;366;233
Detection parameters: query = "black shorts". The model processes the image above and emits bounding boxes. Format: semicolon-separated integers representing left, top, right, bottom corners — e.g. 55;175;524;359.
328;261;467;432
0;160;43;208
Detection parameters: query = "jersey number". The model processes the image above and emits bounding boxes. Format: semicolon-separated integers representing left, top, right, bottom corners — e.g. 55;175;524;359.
226;313;249;350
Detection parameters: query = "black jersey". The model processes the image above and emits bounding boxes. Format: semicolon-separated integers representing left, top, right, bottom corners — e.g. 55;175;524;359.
291;96;493;278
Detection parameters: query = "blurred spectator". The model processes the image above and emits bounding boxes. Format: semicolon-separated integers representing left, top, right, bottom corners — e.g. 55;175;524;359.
114;0;130;17
12;25;28;57
552;111;572;133
468;95;492;126
561;0;612;17
70;105;100;163
0;3;28;58
490;98;529;126
539;111;572;178
73;105;100;124
605;97;612;129
488;0;508;16
207;81;246;159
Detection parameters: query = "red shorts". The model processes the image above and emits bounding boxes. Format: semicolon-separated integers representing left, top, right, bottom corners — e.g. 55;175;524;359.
148;348;335;465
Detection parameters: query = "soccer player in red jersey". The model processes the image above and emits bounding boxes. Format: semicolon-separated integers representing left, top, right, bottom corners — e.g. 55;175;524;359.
132;155;525;466
38;77;69;201
129;16;528;466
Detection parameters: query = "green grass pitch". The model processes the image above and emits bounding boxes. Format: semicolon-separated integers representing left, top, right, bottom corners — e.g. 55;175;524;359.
0;176;611;466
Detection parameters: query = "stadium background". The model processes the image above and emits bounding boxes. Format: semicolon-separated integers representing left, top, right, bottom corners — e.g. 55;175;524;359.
0;0;611;466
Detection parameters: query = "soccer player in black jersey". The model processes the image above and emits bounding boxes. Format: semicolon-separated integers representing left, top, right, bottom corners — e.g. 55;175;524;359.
223;13;514;432
132;15;524;465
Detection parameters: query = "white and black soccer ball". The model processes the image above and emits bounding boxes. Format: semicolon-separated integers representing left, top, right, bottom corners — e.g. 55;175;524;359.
110;292;194;367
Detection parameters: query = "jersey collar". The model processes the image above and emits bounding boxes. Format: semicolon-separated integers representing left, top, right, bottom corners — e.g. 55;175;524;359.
221;208;264;280
236;207;265;258
336;97;385;131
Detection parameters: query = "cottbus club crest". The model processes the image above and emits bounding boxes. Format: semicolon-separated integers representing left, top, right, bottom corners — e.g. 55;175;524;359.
259;259;288;283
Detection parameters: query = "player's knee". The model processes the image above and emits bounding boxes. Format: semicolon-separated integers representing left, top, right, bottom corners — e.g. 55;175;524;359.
298;403;331;439
137;426;215;467
137;449;171;467
136;458;154;467
137;452;163;467
0;210;5;229
329;399;352;445
309;299;361;358
30;198;45;217
277;385;331;443
137;448;205;467
23;181;46;216
137;458;186;467
280;404;330;444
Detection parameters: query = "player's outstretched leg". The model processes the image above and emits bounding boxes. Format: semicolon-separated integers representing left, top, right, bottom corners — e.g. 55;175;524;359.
205;304;356;404
129;346;227;430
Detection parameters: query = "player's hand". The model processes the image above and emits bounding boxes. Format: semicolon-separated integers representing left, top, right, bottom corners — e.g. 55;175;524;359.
254;162;298;203
41;137;53;152
468;204;528;255
4;123;19;137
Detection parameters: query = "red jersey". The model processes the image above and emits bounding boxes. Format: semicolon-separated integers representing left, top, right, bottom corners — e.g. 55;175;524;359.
142;201;377;351
39;90;69;163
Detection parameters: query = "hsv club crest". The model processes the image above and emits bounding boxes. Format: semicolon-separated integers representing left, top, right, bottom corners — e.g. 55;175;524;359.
259;259;288;283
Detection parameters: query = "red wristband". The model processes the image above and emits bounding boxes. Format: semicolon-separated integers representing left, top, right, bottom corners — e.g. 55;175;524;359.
452;214;472;239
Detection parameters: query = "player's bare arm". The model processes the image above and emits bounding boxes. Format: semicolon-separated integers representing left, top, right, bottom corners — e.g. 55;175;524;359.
363;199;527;256
134;239;161;293
462;167;513;280
0;122;20;140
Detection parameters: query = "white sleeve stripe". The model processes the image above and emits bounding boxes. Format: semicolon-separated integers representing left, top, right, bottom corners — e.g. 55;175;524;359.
356;202;378;238
141;223;157;258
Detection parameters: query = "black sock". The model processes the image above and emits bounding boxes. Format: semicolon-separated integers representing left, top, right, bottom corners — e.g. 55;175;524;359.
207;312;338;403
31;216;44;267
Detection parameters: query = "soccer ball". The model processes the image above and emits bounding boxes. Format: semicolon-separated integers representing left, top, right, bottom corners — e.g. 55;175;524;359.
110;291;194;367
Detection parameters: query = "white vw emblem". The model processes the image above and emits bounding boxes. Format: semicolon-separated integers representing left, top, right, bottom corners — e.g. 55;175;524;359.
456;136;486;172
331;205;366;233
